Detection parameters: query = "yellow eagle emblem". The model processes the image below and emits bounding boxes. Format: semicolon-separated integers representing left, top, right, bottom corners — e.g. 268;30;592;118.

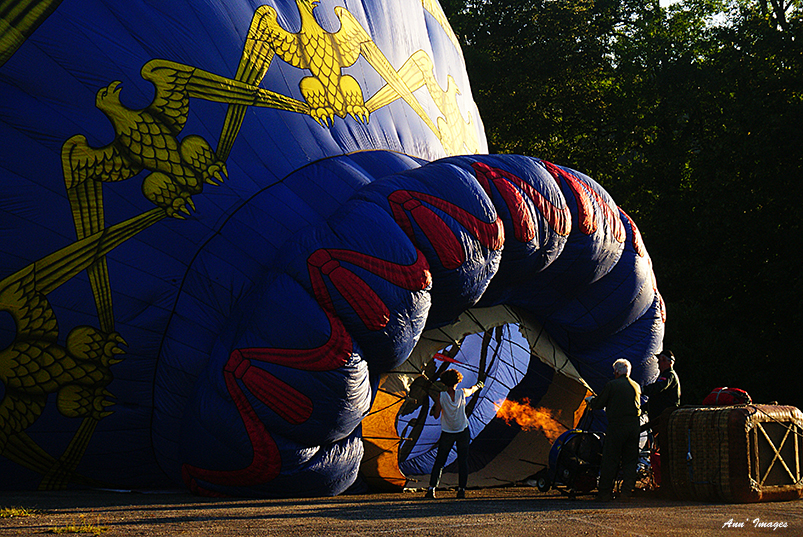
255;0;371;125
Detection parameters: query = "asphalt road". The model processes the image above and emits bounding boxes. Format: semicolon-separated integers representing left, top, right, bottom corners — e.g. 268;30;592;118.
1;485;801;536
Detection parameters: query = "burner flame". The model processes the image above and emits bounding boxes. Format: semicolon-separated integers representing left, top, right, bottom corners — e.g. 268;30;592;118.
494;398;568;442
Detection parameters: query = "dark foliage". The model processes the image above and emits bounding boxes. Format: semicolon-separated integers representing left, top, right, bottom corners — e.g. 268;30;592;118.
445;0;803;408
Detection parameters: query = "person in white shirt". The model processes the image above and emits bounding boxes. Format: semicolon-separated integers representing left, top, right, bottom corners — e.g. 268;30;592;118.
425;369;483;499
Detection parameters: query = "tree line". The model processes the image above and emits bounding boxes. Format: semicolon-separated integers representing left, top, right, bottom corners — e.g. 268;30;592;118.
443;0;803;409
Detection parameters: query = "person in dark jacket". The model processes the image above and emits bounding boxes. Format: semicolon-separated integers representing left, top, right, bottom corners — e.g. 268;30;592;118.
585;358;641;501
642;350;681;450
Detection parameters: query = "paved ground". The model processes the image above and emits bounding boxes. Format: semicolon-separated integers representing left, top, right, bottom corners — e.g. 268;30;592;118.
1;485;801;536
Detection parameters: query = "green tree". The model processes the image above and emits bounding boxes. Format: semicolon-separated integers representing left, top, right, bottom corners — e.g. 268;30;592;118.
448;0;803;408
443;0;624;166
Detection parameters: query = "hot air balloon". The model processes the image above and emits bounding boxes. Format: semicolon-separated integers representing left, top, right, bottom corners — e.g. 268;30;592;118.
0;0;663;497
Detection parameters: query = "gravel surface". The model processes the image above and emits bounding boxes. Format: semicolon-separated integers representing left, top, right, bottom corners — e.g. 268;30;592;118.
1;486;801;536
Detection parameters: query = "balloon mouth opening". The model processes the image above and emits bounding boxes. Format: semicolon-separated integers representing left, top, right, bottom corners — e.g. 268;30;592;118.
393;303;590;400
364;304;593;487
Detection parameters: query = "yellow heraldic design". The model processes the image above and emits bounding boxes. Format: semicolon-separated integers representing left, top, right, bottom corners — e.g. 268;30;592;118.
415;54;479;155
62;44;308;326
248;0;439;134
0;210;164;488
64;62;242;222
248;1;368;126
0;0;65;67
367;50;479;155
40;7;294;489
420;0;463;59
60;5;307;374
3;1;482;489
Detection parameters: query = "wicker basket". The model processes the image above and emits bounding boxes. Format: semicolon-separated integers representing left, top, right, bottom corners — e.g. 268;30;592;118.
666;405;803;503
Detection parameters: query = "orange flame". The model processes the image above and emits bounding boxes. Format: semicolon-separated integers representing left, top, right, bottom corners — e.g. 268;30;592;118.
494;398;568;442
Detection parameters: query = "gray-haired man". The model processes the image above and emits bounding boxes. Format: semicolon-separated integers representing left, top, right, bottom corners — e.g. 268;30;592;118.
585;358;642;501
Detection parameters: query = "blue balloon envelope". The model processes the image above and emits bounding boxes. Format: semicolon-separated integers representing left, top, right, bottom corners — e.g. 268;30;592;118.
0;0;663;497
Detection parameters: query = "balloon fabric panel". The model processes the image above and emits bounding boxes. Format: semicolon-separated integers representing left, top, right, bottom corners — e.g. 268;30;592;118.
0;0;662;497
